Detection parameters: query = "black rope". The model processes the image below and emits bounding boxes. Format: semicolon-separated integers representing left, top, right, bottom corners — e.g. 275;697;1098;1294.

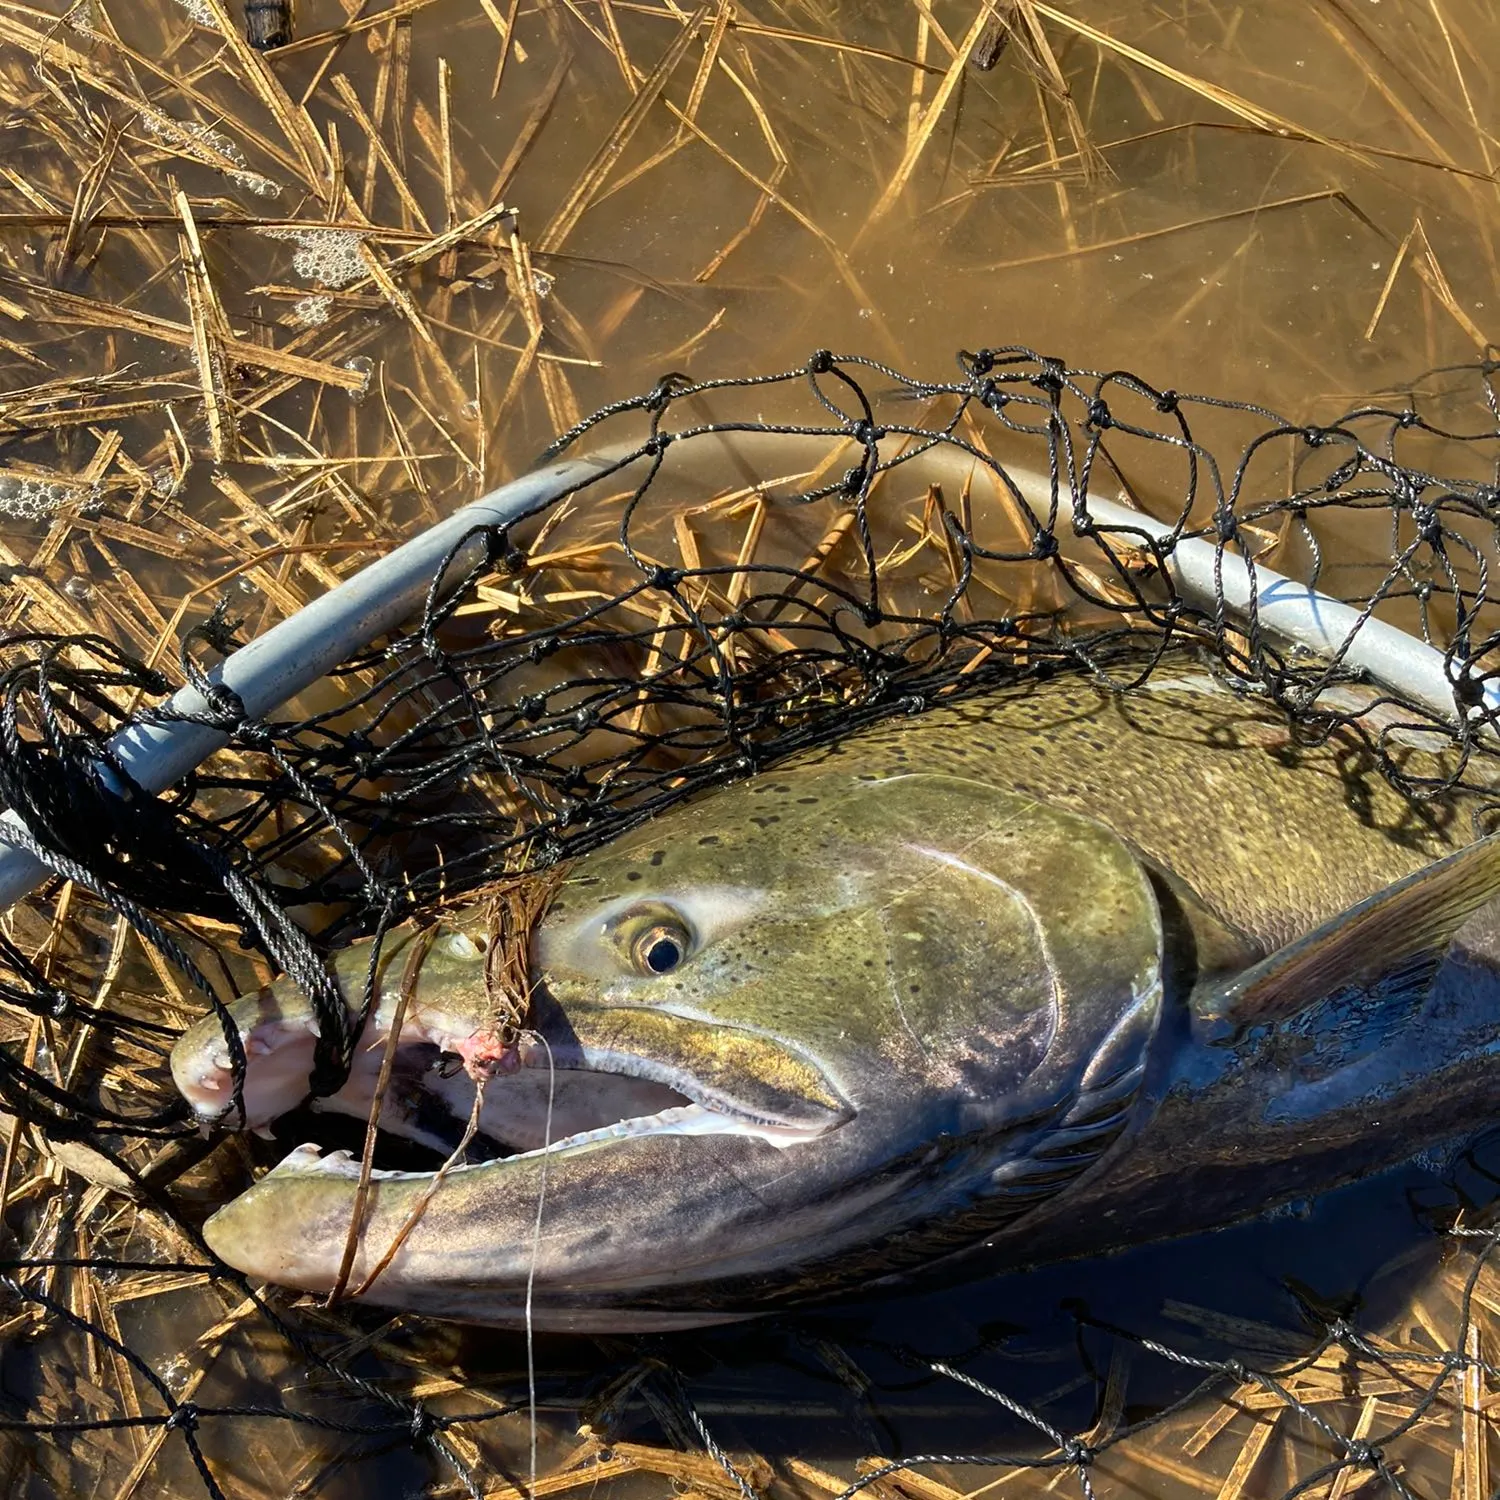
2;348;1500;1499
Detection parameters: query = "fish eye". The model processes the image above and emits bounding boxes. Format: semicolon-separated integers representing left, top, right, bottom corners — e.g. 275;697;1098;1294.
631;921;690;976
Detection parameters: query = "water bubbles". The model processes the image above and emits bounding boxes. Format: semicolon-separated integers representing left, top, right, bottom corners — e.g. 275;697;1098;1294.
66;0;102;34
342;355;375;402
260;227;367;289
233;169;282;199
1413;1142;1460;1174
60;574;93;603
158;1354;191;1395
138;112;281;198
531;269;555;299
0;476;70;521
292;294;333;327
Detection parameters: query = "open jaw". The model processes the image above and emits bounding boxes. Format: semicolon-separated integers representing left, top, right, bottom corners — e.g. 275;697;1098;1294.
172;998;850;1184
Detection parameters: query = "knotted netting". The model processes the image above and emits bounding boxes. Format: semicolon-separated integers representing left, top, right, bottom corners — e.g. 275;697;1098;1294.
3;346;1500;1499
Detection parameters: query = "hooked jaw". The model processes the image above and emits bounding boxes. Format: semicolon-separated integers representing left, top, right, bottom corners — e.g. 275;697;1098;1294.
200;1130;807;1329
169;982;514;1144
176;989;853;1324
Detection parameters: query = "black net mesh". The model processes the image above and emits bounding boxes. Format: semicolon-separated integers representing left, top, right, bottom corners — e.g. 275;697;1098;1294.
4;347;1500;1499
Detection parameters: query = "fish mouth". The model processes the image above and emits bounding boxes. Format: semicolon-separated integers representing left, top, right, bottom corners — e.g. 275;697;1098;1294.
174;991;851;1182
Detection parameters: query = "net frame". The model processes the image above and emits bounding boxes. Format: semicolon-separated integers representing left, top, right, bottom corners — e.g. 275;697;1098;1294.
2;346;1500;1499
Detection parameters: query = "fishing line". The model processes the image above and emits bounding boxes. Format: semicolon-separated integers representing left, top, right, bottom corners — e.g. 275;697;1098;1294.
525;1030;556;1497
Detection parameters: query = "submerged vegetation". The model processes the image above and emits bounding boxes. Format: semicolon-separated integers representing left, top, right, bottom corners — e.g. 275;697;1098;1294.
1;2;1500;1497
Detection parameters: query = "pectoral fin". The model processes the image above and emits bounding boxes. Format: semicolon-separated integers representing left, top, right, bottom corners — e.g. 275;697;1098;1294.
1196;831;1500;1034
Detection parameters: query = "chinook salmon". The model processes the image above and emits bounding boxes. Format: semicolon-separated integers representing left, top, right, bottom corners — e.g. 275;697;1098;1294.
171;663;1500;1330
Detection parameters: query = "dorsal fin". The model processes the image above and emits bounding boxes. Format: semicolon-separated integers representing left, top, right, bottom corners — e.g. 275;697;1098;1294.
1196;832;1500;1035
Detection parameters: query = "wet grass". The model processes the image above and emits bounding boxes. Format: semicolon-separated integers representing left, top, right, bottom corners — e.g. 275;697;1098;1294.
1;1;1500;1497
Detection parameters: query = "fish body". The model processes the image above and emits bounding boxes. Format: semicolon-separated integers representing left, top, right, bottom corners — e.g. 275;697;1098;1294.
172;662;1500;1329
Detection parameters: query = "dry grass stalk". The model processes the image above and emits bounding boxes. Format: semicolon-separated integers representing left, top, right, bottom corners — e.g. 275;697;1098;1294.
326;922;438;1305
0;1;1498;1496
1462;1321;1488;1499
857;8;997;244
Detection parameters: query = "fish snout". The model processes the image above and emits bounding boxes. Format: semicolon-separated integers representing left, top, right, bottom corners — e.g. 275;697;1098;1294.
171;988;322;1130
190;987;855;1322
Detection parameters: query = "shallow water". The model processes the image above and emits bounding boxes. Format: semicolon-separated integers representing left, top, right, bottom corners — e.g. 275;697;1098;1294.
3;1;1500;1497
15;1145;1479;1499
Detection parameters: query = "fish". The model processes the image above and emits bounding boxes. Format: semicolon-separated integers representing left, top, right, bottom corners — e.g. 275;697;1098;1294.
170;659;1500;1331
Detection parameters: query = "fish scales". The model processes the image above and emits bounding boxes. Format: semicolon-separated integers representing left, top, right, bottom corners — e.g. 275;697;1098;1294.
797;672;1460;950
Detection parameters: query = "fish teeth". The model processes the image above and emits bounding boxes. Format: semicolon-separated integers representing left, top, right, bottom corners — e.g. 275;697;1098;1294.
280;1143;325;1169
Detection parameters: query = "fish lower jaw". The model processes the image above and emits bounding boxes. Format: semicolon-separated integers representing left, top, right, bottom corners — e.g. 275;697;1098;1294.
270;1101;825;1182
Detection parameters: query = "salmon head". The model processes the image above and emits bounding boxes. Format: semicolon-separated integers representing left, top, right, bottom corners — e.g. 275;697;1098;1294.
174;764;1167;1330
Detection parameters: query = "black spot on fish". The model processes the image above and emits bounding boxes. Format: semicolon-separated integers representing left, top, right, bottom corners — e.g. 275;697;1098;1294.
649;849;665;866
797;796;819;804
699;835;721;846
750;814;781;828
627;871;642;881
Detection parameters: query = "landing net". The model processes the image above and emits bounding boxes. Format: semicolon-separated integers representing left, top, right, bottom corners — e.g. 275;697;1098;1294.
3;348;1500;1500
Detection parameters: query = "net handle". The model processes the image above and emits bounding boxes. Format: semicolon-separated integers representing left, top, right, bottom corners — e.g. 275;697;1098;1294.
911;444;1499;724
0;455;611;911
